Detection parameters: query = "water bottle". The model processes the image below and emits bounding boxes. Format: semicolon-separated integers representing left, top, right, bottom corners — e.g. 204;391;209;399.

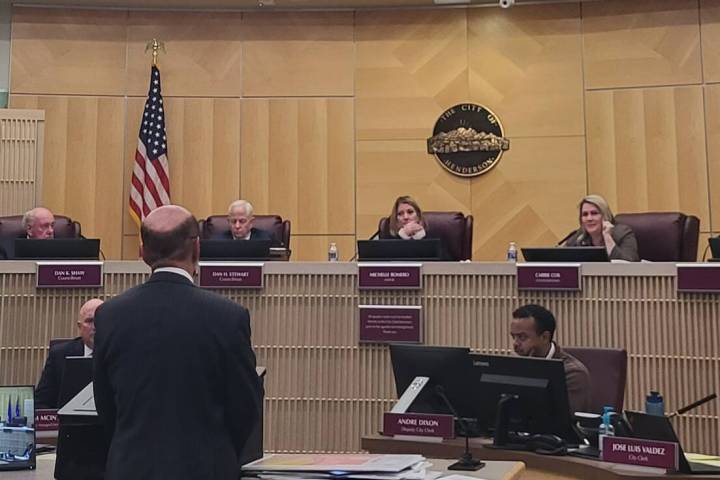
328;242;338;262
507;242;517;262
645;391;665;416
598;406;615;455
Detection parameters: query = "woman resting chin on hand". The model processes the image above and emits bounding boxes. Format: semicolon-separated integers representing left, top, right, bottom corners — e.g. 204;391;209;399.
387;196;427;240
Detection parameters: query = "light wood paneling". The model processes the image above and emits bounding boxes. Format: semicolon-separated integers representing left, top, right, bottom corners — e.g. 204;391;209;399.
9;95;125;259
586;86;710;226
291;235;356;261
583;0;702;90
241;98;355;235
355;9;468;141
468;4;583;137
706;84;720;233
356;139;472;239
242;12;354;97
470;136;586;261
701;0;720;83
0;109;44;215
11;8;128;95
126;11;244;97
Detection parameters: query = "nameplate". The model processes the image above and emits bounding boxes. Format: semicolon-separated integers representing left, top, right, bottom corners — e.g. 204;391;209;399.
198;262;264;289
359;305;422;343
34;409;59;431
383;412;454;439
358;263;422;289
517;263;581;291
36;262;103;288
677;264;720;292
602;436;679;471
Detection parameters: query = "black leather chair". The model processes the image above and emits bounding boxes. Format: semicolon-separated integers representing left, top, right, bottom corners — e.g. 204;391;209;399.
614;212;700;262
0;214;82;239
199;214;291;250
378;212;473;261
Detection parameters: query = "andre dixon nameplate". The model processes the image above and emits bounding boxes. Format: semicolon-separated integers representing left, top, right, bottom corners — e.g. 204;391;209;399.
427;103;510;177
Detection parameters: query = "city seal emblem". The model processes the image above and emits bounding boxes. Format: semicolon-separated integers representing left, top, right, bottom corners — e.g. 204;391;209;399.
427;103;509;177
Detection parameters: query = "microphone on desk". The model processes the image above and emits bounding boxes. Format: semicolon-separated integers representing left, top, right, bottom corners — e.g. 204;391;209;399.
557;231;576;246
349;229;382;262
435;385;485;471
668;393;717;418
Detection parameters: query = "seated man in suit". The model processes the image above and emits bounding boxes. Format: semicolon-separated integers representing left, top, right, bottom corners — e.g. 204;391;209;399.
35;298;103;409
1;206;56;260
510;304;591;414
224;199;277;244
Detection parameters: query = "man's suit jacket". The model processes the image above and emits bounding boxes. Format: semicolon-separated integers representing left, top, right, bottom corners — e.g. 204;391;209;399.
552;344;592;414
35;337;85;409
0;234;25;260
93;271;262;480
217;227;278;245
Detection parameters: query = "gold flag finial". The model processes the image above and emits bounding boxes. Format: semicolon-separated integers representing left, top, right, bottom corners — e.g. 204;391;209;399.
145;39;166;66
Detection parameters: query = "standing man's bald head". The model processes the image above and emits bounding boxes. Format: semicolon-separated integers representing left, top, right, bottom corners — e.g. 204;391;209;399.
140;205;200;273
78;298;103;349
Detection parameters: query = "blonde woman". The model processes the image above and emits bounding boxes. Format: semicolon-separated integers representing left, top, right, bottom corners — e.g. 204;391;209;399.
563;194;639;261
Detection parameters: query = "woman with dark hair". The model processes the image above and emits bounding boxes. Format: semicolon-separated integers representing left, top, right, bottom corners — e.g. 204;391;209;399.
563;194;639;261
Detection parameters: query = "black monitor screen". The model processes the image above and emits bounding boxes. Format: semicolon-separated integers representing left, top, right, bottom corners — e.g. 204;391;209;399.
200;239;271;261
389;344;472;417
358;239;442;262
521;246;609;263
14;239;100;260
469;353;578;443
710;237;720;259
0;385;35;471
58;356;93;409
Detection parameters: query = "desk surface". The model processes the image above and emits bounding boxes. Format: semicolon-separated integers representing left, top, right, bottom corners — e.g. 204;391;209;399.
362;435;720;480
3;455;524;480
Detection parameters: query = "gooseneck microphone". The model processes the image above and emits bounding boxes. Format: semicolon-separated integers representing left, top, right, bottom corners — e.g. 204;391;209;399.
435;385;485;471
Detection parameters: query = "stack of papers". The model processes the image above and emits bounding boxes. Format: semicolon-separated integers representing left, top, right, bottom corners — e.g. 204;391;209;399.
242;454;439;480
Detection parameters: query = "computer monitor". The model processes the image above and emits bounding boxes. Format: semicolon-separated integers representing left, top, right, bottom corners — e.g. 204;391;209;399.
58;357;93;409
468;353;579;443
709;237;720;260
0;385;36;471
358;239;442;262
199;239;271;261
389;344;472;417
521;246;609;263
14;239;100;260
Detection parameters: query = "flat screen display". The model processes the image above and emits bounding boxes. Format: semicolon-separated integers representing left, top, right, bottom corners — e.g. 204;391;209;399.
0;385;35;471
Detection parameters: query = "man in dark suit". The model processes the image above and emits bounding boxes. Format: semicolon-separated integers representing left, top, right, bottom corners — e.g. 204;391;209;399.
93;205;261;480
222;199;277;244
0;206;56;260
35;298;103;409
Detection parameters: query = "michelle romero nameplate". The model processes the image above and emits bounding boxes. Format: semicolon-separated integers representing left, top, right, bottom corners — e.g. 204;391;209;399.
36;262;103;288
359;305;422;343
358;263;422;289
198;262;264;289
677;264;720;293
517;263;581;291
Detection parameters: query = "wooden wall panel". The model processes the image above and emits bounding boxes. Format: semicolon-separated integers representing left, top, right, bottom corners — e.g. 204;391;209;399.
701;0;720;84
0;110;44;215
126;11;244;97
586;86;710;225
9;95;125;259
242;12;354;97
355;9;468;141
240;98;355;235
705;84;720;232
470;137;586;261
356;139;471;240
468;4;583;137
11;8;128;95
583;0;702;90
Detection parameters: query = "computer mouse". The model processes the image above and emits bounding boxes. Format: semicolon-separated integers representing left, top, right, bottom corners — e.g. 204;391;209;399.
526;434;567;455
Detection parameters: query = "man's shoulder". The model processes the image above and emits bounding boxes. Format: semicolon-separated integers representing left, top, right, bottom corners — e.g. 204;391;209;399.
49;337;83;355
555;346;590;375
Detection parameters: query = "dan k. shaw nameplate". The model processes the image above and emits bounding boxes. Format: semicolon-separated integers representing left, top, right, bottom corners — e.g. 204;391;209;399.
359;305;422;343
677;264;720;293
517;263;581;291
198;262;264;289
36;262;103;288
383;412;454;439
358;263;422;290
602;436;679;471
35;409;59;431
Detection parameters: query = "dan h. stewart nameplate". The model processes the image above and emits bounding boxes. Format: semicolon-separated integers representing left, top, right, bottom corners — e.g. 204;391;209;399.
602;436;679;471
517;263;581;291
677;264;720;292
36;262;103;288
35;409;59;431
383;412;454;439
198;262;264;289
358;263;422;290
359;305;422;343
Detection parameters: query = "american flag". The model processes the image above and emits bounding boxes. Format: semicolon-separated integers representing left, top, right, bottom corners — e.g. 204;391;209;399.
129;65;170;225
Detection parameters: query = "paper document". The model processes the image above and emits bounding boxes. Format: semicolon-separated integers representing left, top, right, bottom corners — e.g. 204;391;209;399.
243;454;426;473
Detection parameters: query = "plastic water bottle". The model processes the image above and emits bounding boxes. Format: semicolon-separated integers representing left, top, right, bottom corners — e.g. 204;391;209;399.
598;406;615;455
507;242;517;262
645;391;665;416
328;242;338;262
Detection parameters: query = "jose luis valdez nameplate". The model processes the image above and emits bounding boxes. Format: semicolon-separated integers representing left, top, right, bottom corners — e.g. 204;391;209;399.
602;436;679;471
358;263;422;290
198;262;264;289
359;305;422;343
517;263;581;291
36;261;103;288
676;264;720;293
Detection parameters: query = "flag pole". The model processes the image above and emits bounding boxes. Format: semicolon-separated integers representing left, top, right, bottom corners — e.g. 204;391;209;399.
144;39;166;66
